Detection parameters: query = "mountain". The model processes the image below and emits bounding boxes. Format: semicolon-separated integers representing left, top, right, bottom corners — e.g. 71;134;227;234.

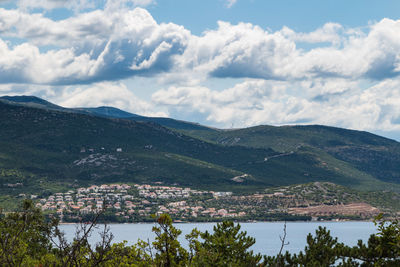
179;125;400;185
74;106;142;119
0;95;400;204
0;96;214;131
0;95;66;110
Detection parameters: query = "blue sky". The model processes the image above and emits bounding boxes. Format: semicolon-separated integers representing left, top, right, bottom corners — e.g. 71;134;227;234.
1;0;400;141
149;0;400;34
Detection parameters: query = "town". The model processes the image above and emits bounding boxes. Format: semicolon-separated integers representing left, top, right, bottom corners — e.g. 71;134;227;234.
35;183;246;222
32;182;383;223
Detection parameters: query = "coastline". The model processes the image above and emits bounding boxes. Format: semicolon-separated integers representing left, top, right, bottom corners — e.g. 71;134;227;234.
58;218;374;225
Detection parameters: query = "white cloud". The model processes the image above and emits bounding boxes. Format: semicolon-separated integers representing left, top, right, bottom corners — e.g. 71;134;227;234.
171;21;300;82
0;83;66;99
0;81;166;117
175;19;400;81
105;0;156;12
0;39;101;84
0;84;17;93
153;80;293;127
0;7;190;84
283;23;345;46
152;78;400;132
1;8;400;84
1;5;400;137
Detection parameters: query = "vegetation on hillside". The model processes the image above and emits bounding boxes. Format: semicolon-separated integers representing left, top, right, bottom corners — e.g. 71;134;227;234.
0;101;275;191
181;124;400;188
0;200;399;266
2;99;397;196
2;96;400;215
265;182;400;213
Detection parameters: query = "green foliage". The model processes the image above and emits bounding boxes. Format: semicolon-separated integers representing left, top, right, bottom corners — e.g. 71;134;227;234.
182;124;400;190
187;221;262;266
0;202;400;266
265;215;400;267
264;226;347;266
341;214;400;266
152;214;189;266
0;100;277;194
295;227;345;266
0;199;54;265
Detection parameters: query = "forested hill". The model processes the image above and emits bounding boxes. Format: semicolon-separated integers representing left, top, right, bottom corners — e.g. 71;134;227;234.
180;124;400;185
1;95;400;197
0;95;212;131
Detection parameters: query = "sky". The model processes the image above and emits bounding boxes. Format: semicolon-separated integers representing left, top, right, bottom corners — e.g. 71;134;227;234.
1;0;400;140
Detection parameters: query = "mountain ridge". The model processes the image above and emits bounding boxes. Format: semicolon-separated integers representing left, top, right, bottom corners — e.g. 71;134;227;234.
0;95;215;131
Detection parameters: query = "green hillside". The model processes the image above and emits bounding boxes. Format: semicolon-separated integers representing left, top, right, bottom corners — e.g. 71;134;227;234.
74;106;142;119
0;95;215;131
180;125;400;186
0;96;400;206
0;95;67;111
0;101;270;190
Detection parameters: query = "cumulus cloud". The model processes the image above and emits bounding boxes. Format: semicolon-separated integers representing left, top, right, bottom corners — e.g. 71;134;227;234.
153;80;297;127
0;7;190;84
0;39;101;84
175;21;298;81
1;4;400;137
0;8;112;47
152;78;400;132
282;23;345;45
0;81;166;117
1;7;400;84
176;19;400;81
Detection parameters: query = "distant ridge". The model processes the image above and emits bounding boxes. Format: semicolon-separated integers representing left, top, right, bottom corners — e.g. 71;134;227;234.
73;106;141;119
0;95;65;110
0;95;213;131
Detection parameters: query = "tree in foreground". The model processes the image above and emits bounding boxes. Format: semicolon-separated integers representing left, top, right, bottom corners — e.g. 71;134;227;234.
264;226;347;266
152;213;189;266
264;216;400;267
0;200;399;266
342;214;400;266
187;220;262;266
0;199;54;265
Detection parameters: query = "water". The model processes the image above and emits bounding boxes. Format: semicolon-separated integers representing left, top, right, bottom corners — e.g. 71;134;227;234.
60;221;376;256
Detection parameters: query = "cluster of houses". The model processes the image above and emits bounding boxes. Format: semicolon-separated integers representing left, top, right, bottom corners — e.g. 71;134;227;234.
29;182;388;222
35;183;241;220
36;184;133;215
136;184;208;199
156;200;246;218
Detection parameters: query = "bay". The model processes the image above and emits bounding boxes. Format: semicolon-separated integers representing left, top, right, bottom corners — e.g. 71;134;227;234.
60;221;376;256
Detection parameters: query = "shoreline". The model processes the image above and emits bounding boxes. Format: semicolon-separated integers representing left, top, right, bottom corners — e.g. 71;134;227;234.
59;219;374;225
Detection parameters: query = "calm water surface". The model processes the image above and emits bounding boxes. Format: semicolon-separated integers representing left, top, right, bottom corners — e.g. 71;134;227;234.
60;221;376;256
